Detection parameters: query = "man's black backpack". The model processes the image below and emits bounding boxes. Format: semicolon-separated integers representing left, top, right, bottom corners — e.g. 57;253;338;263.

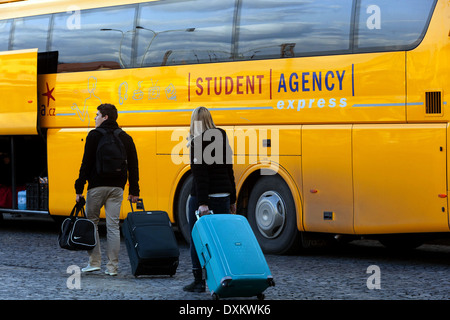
95;128;127;178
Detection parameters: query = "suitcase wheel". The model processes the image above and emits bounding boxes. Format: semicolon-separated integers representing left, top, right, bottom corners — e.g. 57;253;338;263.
221;277;232;287
257;293;265;300
211;293;220;300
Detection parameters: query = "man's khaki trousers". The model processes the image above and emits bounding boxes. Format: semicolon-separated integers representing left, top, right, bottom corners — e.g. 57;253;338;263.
86;186;123;273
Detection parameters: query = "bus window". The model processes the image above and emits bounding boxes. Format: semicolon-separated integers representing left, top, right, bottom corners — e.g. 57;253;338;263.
237;0;353;60
51;5;136;71
11;15;50;52
355;0;437;51
0;19;12;51
137;0;234;67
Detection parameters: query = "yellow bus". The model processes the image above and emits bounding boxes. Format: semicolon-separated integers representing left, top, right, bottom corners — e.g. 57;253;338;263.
0;0;448;253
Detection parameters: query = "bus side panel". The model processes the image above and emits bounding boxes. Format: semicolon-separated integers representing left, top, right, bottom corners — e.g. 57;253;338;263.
47;128;90;217
155;127;190;222
47;127;157;220
39;52;407;131
448;124;450;230
231;125;303;231
124;127;158;217
406;0;450;123
302;125;354;234
353;124;448;234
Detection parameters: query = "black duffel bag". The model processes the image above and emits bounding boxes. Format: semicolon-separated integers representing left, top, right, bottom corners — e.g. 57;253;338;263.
58;198;96;251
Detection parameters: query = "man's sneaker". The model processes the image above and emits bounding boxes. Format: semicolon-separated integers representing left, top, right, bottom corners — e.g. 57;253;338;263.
81;265;100;273
105;270;118;276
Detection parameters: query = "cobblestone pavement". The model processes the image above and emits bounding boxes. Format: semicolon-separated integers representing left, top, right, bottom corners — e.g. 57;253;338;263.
0;215;449;303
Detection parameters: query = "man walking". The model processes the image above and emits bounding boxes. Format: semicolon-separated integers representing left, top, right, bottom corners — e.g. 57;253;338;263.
75;103;139;276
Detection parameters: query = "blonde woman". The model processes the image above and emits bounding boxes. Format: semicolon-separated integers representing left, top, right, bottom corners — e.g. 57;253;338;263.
183;106;236;293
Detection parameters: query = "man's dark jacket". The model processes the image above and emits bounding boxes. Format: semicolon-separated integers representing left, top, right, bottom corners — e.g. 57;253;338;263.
75;119;140;196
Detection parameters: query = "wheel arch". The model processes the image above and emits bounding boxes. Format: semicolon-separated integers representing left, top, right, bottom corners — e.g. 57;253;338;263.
237;163;304;233
171;165;191;226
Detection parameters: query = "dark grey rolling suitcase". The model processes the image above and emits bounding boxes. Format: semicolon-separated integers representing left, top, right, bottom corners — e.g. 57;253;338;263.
122;199;179;277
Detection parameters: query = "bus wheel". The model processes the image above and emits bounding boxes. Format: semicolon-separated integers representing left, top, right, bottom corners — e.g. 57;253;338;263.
247;175;300;254
176;174;193;243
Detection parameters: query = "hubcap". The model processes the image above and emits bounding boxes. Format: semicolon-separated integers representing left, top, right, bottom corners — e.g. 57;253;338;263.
254;191;286;239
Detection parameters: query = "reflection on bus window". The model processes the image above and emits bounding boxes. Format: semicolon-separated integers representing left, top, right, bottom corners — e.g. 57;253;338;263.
0;0;439;72
356;0;436;50
237;0;353;60
137;0;233;67
0;19;12;51
51;5;136;72
12;15;50;52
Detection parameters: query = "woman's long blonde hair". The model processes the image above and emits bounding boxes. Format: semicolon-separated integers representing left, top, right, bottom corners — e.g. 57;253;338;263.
187;106;216;146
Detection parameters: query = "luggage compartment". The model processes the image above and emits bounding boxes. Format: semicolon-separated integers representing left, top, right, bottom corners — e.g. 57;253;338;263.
0;135;48;212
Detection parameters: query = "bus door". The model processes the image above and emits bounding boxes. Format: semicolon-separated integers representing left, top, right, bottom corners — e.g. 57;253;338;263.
0;49;38;135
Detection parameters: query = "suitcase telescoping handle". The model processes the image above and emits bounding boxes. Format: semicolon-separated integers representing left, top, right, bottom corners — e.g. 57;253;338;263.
129;198;145;212
195;210;213;220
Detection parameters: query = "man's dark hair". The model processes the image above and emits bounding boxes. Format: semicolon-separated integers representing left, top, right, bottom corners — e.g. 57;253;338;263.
97;103;118;121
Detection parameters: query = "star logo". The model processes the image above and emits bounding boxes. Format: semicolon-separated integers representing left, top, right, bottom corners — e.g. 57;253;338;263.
42;82;55;108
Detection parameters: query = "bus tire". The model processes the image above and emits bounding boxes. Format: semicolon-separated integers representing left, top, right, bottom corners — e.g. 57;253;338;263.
176;174;193;243
247;175;300;254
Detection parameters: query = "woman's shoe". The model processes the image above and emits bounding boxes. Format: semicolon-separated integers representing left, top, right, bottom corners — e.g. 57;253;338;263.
183;269;205;292
183;279;205;292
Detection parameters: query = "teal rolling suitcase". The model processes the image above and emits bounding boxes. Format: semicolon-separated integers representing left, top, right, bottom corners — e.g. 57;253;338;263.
192;214;275;300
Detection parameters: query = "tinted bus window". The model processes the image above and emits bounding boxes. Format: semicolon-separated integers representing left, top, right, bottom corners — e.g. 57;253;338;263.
12;15;50;52
237;0;353;60
51;5;136;72
356;0;436;51
137;0;234;67
0;20;12;51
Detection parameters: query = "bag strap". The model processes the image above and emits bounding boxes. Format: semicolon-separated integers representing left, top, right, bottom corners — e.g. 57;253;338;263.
69;205;84;219
95;128;106;135
113;128;123;138
69;205;77;218
71;198;86;218
76;205;86;218
95;127;122;136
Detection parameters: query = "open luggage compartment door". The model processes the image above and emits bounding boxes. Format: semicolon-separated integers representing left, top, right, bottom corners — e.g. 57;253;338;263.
0;49;38;135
